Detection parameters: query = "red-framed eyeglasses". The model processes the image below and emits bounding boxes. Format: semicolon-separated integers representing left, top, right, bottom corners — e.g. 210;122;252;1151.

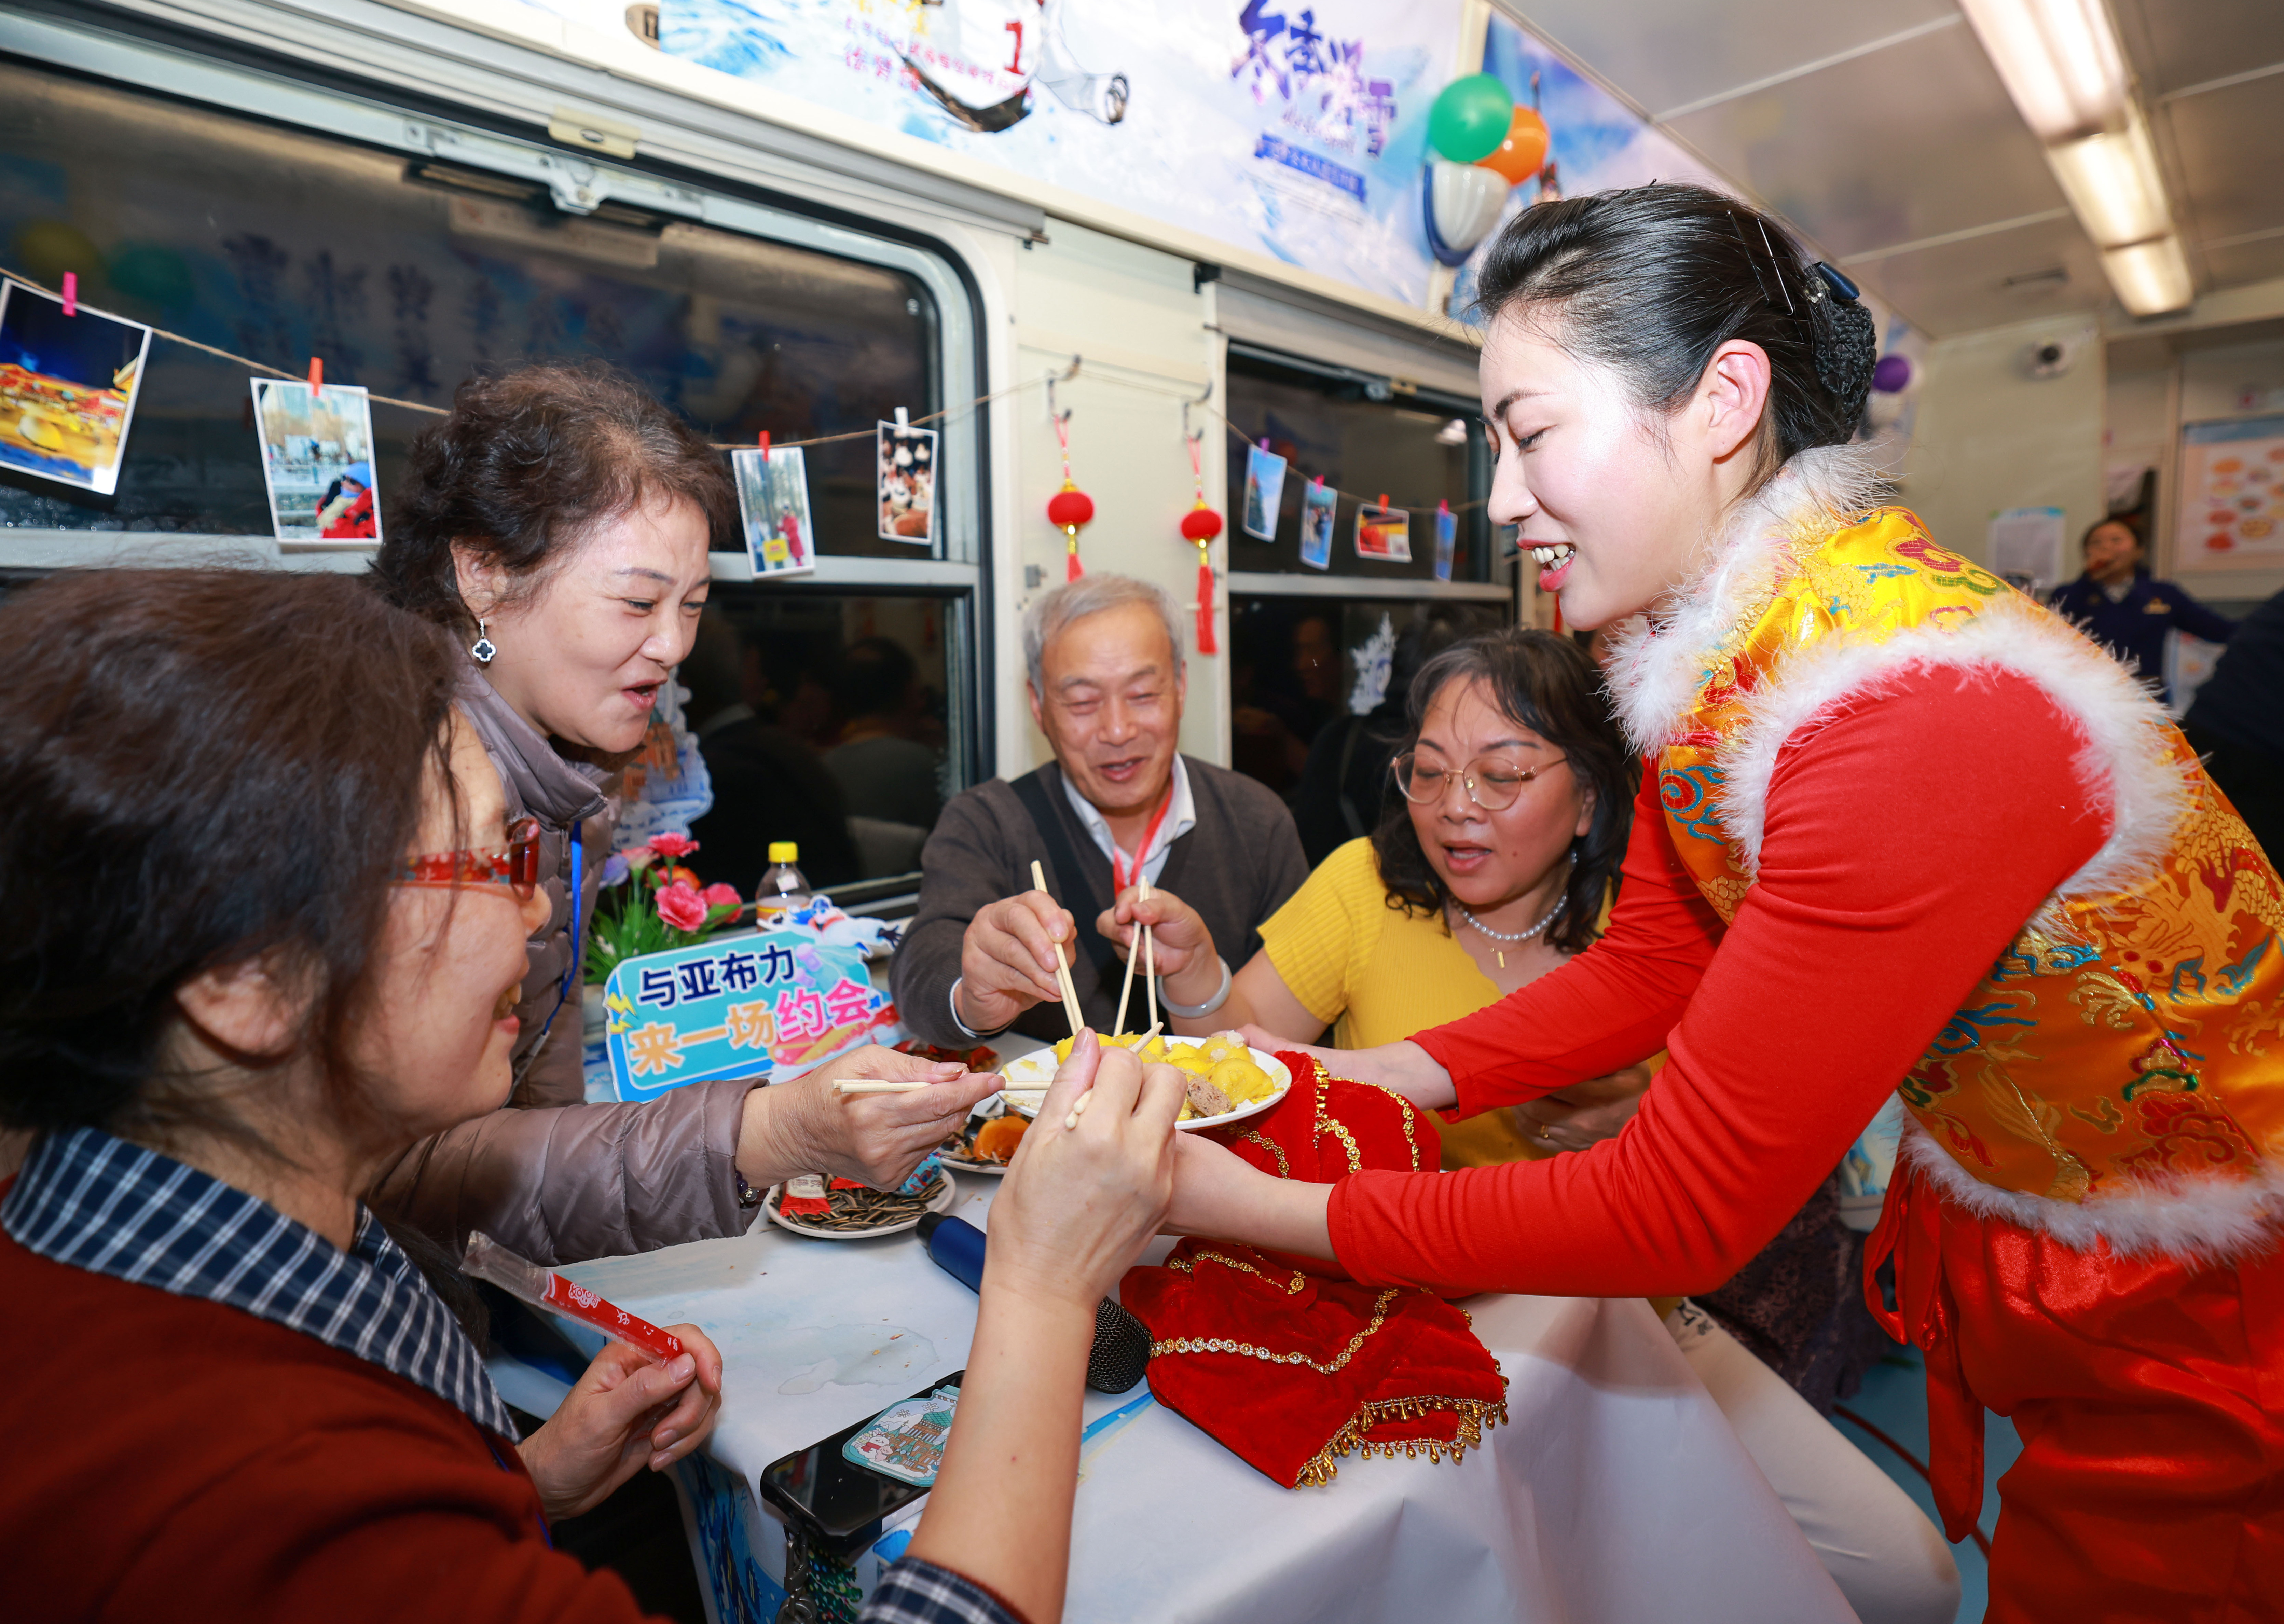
399;816;543;900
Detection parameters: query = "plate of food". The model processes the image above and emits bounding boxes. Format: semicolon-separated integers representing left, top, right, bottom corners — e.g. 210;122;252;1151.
764;1168;958;1240
999;1032;1291;1132
940;1110;1027;1175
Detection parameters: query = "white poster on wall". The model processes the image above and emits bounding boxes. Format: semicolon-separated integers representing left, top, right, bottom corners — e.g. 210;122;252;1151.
1989;506;2065;595
2176;415;2284;575
658;0;1470;305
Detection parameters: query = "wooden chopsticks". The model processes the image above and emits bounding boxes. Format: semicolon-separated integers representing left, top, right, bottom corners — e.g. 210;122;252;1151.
1031;859;1087;1038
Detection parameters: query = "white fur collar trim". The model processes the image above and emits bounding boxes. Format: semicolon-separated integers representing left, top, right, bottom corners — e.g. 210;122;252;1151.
1602;443;1892;757
1714;598;2191;904
1899;1117;2284;1263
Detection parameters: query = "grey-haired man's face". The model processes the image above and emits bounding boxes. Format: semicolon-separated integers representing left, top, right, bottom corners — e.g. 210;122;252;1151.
1027;601;1184;818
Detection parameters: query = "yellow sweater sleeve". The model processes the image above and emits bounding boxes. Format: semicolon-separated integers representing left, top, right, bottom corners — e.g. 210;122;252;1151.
1256;839;1384;1027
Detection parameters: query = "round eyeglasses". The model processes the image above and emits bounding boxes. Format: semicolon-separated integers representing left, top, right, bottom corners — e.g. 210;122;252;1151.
399;816;544;900
1391;751;1567;813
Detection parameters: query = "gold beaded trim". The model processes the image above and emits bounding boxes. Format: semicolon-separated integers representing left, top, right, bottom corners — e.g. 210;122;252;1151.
1312;1076;1362;1174
1166;1247;1308;1295
1240;1128;1290;1180
1148;1288;1399;1374
1325;1075;1425;1171
1294;1392;1511;1488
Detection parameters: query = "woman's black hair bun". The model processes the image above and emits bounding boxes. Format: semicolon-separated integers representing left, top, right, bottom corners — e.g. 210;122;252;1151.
1806;264;1876;433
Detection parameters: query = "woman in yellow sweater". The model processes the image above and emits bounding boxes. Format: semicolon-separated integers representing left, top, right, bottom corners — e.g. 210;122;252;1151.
1148;626;1643;1164
1116;627;1960;1624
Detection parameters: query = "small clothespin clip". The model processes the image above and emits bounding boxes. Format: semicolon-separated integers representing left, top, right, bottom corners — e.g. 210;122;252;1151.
308;357;324;391
758;429;772;455
1260;436;1270;452
1378;492;1390;510
60;273;76;318
1439;498;1451;517
894;407;909;428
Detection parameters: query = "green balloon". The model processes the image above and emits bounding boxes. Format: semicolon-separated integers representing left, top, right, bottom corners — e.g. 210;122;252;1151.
1428;74;1515;164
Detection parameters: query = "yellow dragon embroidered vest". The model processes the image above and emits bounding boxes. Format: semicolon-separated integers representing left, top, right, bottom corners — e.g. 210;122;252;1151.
1649;504;2284;1243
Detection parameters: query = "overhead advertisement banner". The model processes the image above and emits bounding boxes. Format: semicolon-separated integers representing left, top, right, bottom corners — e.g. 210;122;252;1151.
659;0;1470;304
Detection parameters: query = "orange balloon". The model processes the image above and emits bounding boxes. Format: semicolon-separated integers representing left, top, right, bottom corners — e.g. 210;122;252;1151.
1477;106;1549;185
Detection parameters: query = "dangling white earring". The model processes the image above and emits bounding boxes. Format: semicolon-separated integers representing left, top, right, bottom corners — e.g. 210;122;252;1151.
470;619;497;665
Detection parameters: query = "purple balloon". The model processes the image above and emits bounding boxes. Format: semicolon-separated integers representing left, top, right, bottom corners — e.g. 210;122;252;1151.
1871;353;1912;394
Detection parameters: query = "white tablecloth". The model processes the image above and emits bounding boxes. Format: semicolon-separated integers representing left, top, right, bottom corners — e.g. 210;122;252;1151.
546;1179;1853;1624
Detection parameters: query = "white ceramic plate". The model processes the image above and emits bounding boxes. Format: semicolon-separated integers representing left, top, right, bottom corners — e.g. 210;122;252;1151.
998;1043;1293;1133
763;1170;958;1240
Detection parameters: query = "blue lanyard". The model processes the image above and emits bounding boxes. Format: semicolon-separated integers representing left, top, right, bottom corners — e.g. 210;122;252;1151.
531;818;582;1052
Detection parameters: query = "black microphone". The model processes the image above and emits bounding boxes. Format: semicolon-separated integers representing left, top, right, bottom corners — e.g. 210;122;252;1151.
916;1211;1151;1394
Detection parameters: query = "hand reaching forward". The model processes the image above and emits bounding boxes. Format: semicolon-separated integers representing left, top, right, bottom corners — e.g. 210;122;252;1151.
1509;1063;1654;1154
517;1324;722;1521
957;889;1079;1033
1093;884;1215;987
988;1030;1185;1310
743;1044;1002;1192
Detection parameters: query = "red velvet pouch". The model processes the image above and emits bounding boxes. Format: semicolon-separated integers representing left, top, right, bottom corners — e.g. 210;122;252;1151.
1119;1054;1508;1487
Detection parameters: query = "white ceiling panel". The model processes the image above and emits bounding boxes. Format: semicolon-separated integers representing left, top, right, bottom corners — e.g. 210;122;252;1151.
1660;23;2062;261
1848;210;2110;335
2199;237;2284;293
1498;0;1959;122
2113;0;2284;98
2161;77;2284;247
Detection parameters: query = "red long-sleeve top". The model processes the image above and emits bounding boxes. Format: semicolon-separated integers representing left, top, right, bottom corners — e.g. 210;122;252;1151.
1325;669;2109;1298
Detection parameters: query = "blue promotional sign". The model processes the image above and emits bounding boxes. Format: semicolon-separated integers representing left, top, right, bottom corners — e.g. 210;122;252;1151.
603;927;897;1100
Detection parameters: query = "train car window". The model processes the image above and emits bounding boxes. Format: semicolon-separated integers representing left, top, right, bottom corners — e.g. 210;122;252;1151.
0;60;940;560
0;54;985;899
1221;346;1491;585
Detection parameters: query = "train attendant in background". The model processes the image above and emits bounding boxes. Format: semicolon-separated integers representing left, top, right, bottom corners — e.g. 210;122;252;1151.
2047;515;2236;704
1167;184;2284;1622
1135;624;1954;1624
368;362;996;1265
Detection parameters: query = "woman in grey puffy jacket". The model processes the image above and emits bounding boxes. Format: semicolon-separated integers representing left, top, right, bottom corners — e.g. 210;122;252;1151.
367;362;995;1261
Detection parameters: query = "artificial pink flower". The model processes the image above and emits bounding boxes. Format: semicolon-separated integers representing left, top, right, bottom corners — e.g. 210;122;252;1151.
622;846;656;871
700;882;742;910
655;880;708;932
647;832;700;860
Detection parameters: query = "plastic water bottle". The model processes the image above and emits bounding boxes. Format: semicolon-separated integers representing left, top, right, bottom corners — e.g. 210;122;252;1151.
756;841;812;919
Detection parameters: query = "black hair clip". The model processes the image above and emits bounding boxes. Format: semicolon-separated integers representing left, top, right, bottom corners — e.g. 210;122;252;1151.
1811;262;1861;304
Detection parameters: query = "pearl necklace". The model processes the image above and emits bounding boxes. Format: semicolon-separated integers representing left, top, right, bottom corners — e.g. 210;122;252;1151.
1454;893;1564;944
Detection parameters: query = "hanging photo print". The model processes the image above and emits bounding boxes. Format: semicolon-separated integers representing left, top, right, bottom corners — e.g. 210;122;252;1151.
877;416;938;545
1241;442;1287;541
1299;478;1337;569
0;279;152;497
1434;501;1456;581
735;445;816;577
1355;501;1411;562
251;377;382;543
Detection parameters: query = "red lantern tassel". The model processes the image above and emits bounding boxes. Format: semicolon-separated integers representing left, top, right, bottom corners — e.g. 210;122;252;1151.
1068;546;1084;582
1195;556;1217;653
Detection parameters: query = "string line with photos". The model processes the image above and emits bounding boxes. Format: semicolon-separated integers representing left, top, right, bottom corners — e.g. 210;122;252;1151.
0;264;1490;550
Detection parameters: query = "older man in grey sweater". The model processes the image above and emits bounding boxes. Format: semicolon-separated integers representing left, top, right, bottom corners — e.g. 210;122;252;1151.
893;576;1308;1047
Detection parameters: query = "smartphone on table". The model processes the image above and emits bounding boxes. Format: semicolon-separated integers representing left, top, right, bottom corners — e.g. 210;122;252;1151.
759;1371;965;1554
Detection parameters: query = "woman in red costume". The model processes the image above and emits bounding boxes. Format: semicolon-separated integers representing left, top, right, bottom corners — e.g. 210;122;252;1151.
1169;183;2284;1622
